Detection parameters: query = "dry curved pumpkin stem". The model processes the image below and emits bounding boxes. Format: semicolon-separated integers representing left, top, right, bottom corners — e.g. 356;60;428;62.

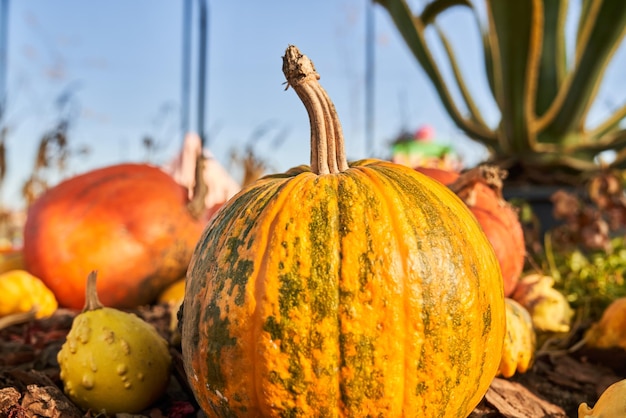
0;309;37;330
83;271;104;312
282;45;349;175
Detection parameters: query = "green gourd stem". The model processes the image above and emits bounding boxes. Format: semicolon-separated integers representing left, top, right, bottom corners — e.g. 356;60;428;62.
282;45;349;175
83;271;104;312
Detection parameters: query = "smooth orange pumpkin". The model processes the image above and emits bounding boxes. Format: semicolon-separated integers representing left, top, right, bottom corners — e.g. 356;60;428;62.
582;297;626;351
23;163;207;309
181;45;505;418
415;166;525;296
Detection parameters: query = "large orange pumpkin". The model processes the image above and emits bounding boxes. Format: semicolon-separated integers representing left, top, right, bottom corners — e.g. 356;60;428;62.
416;166;525;297
181;45;505;417
23;163;207;309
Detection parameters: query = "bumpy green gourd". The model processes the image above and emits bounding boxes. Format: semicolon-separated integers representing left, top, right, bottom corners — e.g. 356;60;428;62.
57;272;172;414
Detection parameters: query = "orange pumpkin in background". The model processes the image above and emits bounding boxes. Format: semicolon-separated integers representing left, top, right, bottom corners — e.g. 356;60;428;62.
416;166;525;296
415;166;460;185
23;163;208;309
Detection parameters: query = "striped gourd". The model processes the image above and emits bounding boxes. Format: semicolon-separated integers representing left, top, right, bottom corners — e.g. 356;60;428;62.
181;45;506;417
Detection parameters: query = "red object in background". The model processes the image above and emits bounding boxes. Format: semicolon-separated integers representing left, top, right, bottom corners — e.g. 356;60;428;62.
416;166;526;297
414;124;435;141
23;163;208;309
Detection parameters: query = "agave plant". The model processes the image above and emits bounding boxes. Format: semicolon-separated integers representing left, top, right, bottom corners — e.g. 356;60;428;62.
375;0;626;185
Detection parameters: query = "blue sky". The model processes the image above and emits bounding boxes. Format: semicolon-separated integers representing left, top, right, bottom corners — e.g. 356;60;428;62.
1;1;624;208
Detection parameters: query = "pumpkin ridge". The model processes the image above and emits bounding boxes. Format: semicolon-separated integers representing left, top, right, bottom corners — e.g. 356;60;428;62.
342;167;438;416
237;178;302;412
365;166;450;413
356;168;414;413
296;175;342;415
251;172;320;415
336;173;379;413
182;177;295;415
192;169;338;414
308;176;342;414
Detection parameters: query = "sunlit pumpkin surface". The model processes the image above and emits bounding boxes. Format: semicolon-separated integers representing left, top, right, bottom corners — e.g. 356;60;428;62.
23;163;206;309
414;166;525;297
182;160;506;417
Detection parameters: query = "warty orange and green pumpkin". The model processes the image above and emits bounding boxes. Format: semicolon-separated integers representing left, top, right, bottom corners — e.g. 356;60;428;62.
180;45;506;417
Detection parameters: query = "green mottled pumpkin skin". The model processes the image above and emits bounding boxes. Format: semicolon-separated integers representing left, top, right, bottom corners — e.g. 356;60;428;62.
181;160;505;417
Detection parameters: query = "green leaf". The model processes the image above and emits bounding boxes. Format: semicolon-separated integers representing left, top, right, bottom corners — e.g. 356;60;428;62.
546;0;626;137
487;0;542;152
589;102;626;141
374;0;497;145
435;25;488;126
421;0;472;25
535;0;568;117
479;17;497;108
605;130;626;168
576;0;594;58
571;128;626;155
